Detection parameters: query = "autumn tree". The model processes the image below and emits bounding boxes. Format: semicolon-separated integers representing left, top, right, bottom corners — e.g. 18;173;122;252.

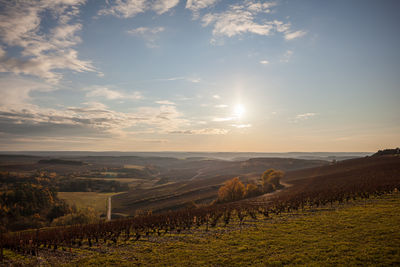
245;183;261;198
261;169;284;192
218;177;245;202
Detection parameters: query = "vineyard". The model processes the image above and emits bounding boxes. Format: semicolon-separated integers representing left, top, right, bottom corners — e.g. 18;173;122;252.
1;155;399;263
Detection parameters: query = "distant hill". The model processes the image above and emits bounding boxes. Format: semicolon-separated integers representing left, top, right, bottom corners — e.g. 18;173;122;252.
0;151;372;161
372;148;400;157
112;153;400;216
282;154;400;182
38;159;85;165
112;157;329;215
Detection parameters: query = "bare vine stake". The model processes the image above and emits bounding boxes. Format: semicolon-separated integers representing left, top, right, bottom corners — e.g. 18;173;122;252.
0;229;3;262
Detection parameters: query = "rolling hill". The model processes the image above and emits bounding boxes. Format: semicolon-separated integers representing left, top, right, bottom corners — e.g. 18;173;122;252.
112;157;329;215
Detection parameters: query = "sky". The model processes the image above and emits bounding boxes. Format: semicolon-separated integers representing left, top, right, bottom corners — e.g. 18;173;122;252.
0;0;399;152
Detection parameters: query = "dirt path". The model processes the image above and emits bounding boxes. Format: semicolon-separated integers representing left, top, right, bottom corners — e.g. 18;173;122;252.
189;168;207;180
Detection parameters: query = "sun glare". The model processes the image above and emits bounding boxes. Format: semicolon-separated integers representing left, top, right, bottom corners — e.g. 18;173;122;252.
233;104;245;118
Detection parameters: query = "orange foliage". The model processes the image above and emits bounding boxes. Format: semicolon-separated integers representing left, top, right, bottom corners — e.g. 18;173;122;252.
262;169;284;191
218;177;245;203
245;183;260;198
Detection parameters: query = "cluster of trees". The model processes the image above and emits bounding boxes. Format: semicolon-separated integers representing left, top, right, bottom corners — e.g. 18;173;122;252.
38;159;85;165
51;207;99;227
0;183;71;231
0;172;114;231
0;171;128;194
373;148;400;156
217;169;284;203
261;169;283;192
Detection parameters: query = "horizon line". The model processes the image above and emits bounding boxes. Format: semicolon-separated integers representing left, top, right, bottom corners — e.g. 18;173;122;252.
0;150;375;154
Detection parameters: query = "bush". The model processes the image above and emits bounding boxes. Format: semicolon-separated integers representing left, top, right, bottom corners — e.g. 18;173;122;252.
47;201;71;221
218;177;245;203
262;169;284;191
245;183;262;198
51;207;99;226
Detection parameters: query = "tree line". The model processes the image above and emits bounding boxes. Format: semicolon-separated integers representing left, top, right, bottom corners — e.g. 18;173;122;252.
217;169;284;202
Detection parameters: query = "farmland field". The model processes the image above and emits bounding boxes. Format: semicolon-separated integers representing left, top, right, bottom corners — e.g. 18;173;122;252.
124;165;146;170
1;152;399;266
76;177;154;189
58;192;123;214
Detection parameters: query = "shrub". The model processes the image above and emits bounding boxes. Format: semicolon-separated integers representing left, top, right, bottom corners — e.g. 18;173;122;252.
51;207;99;226
218;177;245;203
245;183;262;198
262;169;284;191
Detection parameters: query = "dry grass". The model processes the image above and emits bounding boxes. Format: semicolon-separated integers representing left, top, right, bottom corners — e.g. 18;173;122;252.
58;192;122;214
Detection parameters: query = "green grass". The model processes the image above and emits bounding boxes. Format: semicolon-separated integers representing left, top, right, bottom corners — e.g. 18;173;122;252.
123;165;146;170
79;178;142;183
58;192;122;214
4;194;400;266
71;194;400;266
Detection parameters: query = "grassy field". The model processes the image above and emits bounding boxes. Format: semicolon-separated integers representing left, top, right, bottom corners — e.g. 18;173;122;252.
124;165;146;170
58;192;122;214
5;193;399;266
74;194;400;266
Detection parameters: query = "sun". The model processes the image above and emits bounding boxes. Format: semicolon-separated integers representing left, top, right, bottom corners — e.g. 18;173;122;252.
233;104;245;118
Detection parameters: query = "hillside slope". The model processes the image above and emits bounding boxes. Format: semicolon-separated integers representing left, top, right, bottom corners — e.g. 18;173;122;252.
283;155;400;182
5;194;400;266
112;158;328;215
2;154;399;266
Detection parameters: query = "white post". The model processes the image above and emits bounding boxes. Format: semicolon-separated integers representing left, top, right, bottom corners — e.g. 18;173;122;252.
107;196;112;221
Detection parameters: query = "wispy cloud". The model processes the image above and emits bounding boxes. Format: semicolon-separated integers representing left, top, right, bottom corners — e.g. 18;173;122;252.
213;117;234;122
246;2;276;13
127;26;165;35
186;0;219;18
231;124;251;128
127;26;165;47
202;3;275;38
155;100;176;105
289;112;317;123
169;128;228;135
86;87;143;100
285;30;307;40
99;0;179;18
201;2;306;43
296;113;316;120
215;104;228;108
0;0;97;83
280;50;293;63
156;76;201;83
153;0;179;15
274;20;307;41
212;94;220;99
98;0;148;18
80;102;109;110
